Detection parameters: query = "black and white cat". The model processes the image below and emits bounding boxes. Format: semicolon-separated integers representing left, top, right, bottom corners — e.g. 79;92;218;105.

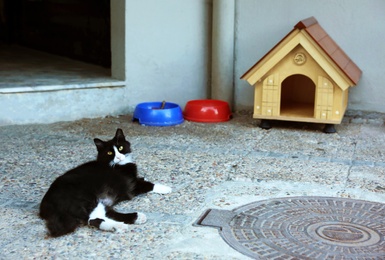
39;128;171;237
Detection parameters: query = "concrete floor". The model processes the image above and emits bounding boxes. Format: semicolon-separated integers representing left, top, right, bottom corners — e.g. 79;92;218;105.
0;112;384;259
0;44;123;93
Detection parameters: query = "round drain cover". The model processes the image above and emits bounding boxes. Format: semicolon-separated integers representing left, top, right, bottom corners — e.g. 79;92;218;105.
220;196;385;259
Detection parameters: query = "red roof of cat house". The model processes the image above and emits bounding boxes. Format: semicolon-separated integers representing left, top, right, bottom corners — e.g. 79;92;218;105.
241;17;362;126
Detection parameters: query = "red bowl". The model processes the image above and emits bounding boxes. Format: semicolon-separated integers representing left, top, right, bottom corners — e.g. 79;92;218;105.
183;99;232;122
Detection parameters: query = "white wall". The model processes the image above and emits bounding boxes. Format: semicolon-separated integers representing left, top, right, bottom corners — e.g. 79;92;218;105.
234;0;385;113
125;0;212;109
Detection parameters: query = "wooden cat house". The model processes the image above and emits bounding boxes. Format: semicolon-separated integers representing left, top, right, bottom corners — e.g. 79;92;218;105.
241;17;362;133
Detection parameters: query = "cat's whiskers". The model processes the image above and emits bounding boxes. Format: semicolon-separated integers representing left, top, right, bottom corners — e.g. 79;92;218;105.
109;161;116;168
112;146;125;165
117;153;133;165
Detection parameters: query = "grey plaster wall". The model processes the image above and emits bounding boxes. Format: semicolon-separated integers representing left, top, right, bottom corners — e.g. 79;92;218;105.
124;0;212;108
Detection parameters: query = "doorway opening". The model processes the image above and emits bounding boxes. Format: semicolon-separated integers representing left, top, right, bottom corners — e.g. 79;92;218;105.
0;0;124;93
280;74;315;118
2;0;111;67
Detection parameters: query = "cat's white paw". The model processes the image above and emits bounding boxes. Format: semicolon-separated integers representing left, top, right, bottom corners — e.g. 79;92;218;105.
96;218;130;232
152;184;172;194
134;212;147;224
113;222;130;233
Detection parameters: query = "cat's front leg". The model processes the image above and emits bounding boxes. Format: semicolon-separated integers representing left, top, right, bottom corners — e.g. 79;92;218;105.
89;218;130;232
134;179;172;195
89;216;144;233
106;209;147;225
88;202;147;233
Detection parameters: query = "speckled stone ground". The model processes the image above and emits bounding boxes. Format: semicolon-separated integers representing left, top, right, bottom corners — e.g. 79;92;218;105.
0;111;384;259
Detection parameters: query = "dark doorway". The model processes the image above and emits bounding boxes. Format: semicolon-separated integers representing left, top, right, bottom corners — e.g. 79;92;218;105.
280;74;316;118
0;0;111;67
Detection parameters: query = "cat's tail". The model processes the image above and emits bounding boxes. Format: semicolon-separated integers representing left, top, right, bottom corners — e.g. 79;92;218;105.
43;213;80;237
40;202;80;237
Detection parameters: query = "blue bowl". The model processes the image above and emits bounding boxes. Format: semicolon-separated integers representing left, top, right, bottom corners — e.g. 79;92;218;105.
133;102;184;126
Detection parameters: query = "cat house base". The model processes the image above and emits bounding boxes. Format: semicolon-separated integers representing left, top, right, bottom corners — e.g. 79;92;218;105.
260;119;337;133
241;17;362;132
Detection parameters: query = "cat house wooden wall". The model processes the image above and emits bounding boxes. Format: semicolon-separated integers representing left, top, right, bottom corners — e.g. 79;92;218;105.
241;17;362;132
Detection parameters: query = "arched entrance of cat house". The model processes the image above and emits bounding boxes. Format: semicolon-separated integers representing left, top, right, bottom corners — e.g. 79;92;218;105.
280;74;316;118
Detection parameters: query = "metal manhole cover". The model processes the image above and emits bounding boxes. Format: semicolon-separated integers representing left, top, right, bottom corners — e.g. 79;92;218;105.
194;196;385;259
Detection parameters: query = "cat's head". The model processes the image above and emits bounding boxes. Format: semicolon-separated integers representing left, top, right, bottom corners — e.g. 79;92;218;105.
93;128;133;166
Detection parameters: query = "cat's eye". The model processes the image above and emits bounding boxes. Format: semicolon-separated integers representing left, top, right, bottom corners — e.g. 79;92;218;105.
107;151;113;155
118;146;123;151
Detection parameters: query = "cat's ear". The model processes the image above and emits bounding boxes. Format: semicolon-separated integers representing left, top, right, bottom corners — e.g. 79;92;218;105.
115;128;125;140
93;138;105;151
